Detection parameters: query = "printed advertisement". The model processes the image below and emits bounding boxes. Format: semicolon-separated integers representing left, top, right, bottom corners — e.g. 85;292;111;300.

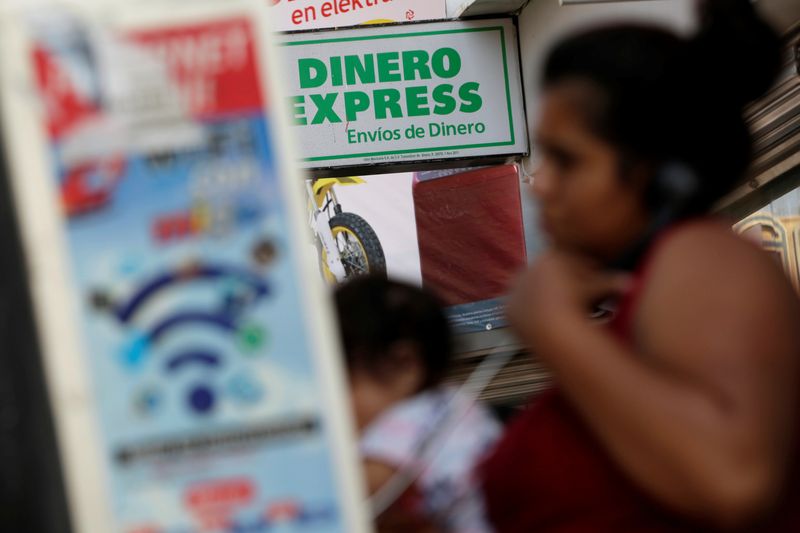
278;13;528;335
281;18;528;170
267;0;446;32
315;166;527;334
22;9;364;533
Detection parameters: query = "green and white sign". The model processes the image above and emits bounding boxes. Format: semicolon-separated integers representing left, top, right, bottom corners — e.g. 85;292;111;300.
281;18;527;169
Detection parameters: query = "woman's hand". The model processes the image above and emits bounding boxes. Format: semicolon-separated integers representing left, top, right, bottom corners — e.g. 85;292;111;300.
506;250;631;349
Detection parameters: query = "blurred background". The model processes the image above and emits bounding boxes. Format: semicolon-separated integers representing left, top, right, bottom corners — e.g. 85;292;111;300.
0;0;797;531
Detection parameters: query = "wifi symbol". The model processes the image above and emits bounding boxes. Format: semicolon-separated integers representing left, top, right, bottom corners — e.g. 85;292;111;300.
165;349;223;415
92;259;271;417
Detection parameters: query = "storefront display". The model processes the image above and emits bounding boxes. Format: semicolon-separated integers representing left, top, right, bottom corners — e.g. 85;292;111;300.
313;166;527;334
284;16;530;338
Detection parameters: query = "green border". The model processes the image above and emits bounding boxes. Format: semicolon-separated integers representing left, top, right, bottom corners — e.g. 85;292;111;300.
281;26;519;163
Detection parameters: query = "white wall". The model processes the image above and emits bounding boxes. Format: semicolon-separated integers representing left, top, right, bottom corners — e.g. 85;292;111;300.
447;0;527;17
518;0;695;148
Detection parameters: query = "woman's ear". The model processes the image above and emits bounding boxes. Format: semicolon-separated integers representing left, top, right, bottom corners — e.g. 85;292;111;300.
385;340;426;395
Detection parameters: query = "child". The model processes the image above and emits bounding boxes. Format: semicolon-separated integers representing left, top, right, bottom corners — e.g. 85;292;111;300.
334;276;501;533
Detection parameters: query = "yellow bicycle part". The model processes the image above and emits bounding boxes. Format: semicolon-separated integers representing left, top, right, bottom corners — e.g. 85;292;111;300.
311;176;365;208
319;225;369;284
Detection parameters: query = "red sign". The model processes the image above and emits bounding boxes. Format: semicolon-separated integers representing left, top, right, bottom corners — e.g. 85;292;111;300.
33;18;265;141
131;18;266;118
185;478;255;510
32;45;100;140
185;478;256;531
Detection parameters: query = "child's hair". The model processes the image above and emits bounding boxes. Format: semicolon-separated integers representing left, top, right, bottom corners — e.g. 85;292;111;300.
334;275;453;389
542;0;781;214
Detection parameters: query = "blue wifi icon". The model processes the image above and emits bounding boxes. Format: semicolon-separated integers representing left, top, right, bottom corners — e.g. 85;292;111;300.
165;349;223;415
92;259;271;417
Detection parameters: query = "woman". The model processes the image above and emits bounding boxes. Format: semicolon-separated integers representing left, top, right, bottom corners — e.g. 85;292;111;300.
482;1;800;531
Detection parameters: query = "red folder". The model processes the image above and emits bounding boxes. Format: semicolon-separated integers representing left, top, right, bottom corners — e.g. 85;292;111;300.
413;165;527;307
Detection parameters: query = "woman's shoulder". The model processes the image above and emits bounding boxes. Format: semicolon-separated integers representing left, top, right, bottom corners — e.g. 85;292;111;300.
658;217;760;252
637;217;800;366
649;218;792;294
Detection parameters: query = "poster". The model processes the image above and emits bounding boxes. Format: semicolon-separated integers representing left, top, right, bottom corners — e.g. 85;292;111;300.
0;2;368;533
267;0;446;32
282;18;528;171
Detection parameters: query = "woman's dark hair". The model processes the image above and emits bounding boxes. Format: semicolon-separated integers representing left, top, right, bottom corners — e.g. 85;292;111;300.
542;0;782;212
334;275;452;389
